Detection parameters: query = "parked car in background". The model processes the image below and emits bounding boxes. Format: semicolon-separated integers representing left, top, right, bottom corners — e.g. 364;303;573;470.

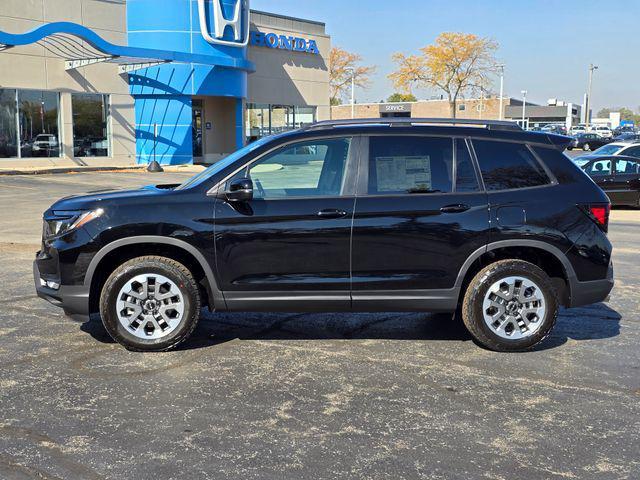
592;125;613;138
31;134;59;157
612;132;640;142
570;125;587;136
590;141;640;158
613;126;636;137
541;124;567;135
568;133;610;151
581;155;640;207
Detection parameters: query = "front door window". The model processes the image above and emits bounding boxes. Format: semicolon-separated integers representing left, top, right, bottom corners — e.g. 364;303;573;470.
239;138;352;199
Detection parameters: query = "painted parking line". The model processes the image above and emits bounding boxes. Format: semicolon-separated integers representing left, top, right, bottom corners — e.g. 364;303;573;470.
0;182;39;190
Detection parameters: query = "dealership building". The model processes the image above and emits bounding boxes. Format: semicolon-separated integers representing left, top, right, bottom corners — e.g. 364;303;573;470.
0;0;330;167
332;97;584;131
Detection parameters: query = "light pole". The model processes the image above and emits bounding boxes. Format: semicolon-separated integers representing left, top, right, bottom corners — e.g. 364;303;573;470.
495;64;505;120
585;63;598;130
346;67;355;119
521;90;527;129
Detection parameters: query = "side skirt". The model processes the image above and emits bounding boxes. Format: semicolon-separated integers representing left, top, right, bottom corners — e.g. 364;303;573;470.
222;289;460;313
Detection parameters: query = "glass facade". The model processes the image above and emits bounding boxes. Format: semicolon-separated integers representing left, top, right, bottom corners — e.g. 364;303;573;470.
0;89;113;159
19;90;60;158
0;89;61;159
0;89;17;158
246;103;317;143
72;94;110;157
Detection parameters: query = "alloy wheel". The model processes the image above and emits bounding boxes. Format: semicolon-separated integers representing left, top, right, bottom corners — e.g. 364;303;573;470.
116;273;185;340
481;276;546;340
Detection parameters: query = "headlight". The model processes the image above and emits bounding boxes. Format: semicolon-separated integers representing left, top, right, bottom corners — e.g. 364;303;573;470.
44;208;103;238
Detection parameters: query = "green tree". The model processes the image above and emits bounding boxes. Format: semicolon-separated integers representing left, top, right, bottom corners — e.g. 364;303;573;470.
387;93;417;103
596;108;611;118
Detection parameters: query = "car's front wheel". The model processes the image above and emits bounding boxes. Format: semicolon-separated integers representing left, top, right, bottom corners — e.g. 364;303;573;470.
461;260;558;352
99;256;201;351
583;143;591;151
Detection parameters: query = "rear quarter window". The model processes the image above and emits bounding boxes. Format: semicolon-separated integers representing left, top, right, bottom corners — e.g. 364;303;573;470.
472;140;551;191
532;146;592;185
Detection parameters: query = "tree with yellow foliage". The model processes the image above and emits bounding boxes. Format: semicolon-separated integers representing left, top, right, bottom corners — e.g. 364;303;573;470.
329;46;376;106
389;33;498;118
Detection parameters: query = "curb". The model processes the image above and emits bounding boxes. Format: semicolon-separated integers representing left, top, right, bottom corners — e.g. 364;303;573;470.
0;165;205;176
0;166;147;176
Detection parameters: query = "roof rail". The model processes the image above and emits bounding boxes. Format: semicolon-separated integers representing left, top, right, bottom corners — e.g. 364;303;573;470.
304;117;523;132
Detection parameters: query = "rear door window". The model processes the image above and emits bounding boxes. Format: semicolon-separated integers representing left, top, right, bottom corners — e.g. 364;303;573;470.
585;159;612;175
367;136;453;195
615;159;640;174
472;140;551;191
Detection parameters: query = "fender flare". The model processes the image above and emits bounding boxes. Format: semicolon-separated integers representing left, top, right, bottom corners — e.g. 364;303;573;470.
84;236;226;309
454;239;578;295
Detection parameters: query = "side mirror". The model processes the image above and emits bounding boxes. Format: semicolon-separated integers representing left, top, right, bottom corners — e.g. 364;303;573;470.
225;178;253;202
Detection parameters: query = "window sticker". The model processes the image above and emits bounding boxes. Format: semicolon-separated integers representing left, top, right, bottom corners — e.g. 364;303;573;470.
375;156;432;192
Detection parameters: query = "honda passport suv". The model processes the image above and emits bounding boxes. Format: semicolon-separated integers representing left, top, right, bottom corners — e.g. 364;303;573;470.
34;119;614;352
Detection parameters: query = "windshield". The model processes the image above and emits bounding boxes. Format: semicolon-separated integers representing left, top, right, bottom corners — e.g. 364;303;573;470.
592;144;624;155
176;136;275;190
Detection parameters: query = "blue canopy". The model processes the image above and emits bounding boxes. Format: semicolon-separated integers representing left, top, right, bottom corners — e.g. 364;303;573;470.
0;22;255;72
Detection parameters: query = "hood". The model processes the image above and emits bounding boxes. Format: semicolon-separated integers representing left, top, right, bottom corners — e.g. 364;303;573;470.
50;184;179;211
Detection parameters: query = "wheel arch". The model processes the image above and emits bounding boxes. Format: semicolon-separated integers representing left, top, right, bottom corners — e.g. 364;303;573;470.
455;240;577;308
86;236;225;314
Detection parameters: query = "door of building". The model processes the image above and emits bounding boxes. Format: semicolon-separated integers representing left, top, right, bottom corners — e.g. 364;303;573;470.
192;99;204;161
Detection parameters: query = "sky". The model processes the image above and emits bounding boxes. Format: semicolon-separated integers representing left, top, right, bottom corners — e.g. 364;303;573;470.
251;0;640;112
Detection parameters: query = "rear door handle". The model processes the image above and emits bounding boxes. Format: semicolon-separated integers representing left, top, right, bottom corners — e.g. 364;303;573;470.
440;204;470;214
317;208;348;219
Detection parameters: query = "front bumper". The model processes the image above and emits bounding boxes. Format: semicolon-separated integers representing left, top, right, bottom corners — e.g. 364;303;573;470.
33;260;90;322
569;261;614;307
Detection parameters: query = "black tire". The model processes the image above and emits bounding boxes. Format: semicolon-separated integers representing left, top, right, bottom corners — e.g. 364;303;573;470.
461;260;558;352
99;256;201;352
583;143;590;151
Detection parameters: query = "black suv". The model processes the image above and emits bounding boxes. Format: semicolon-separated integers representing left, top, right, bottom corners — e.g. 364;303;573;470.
34;119;614;352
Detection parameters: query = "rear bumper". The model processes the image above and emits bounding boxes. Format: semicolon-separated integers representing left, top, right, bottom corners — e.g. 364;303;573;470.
569;261;614;307
33;261;90;322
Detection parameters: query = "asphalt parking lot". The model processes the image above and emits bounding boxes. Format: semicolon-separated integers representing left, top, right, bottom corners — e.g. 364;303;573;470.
0;171;639;480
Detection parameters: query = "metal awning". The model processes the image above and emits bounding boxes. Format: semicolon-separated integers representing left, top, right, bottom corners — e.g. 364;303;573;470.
0;22;255;74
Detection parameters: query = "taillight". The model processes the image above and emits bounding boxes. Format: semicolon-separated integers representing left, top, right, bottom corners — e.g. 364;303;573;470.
581;203;610;232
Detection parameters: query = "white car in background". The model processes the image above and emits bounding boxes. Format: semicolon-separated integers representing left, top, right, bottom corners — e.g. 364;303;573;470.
31;134;59;155
570;125;587;136
590;141;640;158
592;125;613;138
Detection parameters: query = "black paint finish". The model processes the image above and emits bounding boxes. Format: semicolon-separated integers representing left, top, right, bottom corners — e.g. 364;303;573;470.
34;125;614;318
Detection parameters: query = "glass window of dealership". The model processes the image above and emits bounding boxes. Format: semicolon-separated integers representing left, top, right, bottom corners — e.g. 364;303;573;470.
0;89;109;159
0;2;330;165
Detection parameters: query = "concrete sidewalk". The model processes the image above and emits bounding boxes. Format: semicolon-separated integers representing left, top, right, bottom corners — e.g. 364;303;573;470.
0;164;207;176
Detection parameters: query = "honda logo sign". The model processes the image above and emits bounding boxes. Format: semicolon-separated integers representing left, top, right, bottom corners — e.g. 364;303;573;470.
197;0;250;47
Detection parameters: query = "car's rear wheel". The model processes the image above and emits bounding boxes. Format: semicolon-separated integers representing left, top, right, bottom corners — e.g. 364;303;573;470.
461;260;558;352
99;256;201;351
583;143;590;151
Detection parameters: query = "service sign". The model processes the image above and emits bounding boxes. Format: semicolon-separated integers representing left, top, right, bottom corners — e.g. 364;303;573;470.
250;31;319;55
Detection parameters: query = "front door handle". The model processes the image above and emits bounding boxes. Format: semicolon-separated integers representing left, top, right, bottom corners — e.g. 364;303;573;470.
317;208;348;219
440;204;470;214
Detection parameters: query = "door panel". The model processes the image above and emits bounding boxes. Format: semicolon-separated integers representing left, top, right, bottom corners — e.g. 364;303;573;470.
351;136;489;308
584;157;614;200
214;136;358;310
610;158;640;205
